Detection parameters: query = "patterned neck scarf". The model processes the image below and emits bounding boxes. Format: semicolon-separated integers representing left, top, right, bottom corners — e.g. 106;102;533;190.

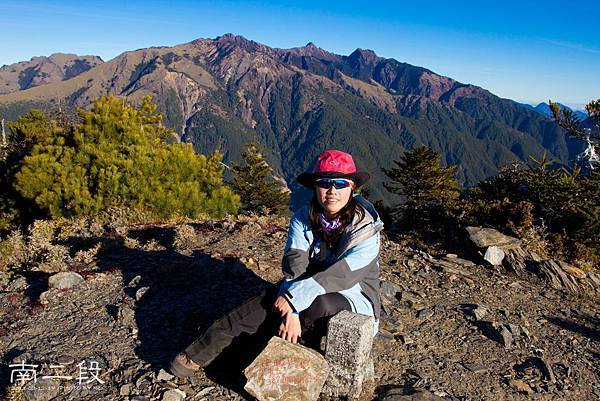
319;212;342;232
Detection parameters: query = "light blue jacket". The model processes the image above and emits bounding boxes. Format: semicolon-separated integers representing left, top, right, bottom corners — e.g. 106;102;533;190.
279;194;384;328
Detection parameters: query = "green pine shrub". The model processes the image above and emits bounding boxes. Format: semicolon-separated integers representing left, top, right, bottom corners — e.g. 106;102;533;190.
0;109;59;231
14;95;239;220
229;142;290;217
382;145;461;244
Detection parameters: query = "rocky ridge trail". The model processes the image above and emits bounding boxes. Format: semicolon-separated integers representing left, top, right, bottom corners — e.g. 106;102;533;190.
1;217;598;400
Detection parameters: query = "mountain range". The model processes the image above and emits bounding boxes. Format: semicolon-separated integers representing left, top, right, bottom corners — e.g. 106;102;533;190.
518;101;588;122
0;34;586;208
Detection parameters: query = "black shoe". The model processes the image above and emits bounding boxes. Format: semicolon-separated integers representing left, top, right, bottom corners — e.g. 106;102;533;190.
168;352;200;379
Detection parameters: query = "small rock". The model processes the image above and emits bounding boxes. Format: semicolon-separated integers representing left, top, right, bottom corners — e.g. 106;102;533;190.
177;384;194;394
378;329;396;342
162;388;186;401
118;305;137;329
417;308;434;319
484;246;505;266
7;276;28;292
400;291;421;303
57;355;75;365
449;257;476;267
10;353;33;365
381;281;402;304
508;282;523;289
22;378;60;401
509;379;534;394
197;386;215;397
462;362;488;373
499;324;514;348
160;381;179;390
156;368;174;382
508;324;521;338
135;286;149;301
120;383;133;396
128;275;142;287
401;335;414;345
39;290;55;305
472;305;488;321
406;259;419;268
379;387;445;400
48;271;84;290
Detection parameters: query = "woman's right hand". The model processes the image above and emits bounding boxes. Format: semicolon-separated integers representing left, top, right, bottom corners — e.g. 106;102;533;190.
278;312;302;344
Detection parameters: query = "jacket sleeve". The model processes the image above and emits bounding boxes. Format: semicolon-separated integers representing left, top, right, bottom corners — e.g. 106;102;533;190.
278;207;311;298
282;232;380;313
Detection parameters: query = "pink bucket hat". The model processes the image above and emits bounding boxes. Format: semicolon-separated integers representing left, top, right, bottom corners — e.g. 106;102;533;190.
296;150;370;188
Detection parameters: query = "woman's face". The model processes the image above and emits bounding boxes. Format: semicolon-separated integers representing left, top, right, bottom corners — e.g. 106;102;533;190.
315;180;353;217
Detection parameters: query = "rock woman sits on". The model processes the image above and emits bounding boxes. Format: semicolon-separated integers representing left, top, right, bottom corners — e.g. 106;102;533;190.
168;149;384;379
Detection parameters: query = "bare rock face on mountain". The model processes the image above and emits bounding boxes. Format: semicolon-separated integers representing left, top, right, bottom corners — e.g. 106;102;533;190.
0;53;103;94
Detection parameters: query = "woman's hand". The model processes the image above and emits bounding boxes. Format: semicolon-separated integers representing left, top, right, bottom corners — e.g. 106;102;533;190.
273;295;293;317
278;312;302;344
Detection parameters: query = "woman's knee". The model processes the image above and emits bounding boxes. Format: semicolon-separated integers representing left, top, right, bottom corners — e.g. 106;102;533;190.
303;293;351;321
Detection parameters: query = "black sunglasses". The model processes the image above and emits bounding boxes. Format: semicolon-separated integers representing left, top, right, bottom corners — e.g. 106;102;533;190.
314;178;355;190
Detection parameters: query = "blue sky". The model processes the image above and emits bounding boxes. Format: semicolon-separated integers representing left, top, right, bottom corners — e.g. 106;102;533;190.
1;0;598;108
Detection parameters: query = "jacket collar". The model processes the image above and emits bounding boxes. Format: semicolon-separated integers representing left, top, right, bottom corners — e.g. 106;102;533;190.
336;194;384;255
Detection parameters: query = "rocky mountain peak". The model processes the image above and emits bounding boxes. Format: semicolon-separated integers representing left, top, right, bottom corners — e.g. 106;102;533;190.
348;48;380;65
214;33;261;52
277;41;340;62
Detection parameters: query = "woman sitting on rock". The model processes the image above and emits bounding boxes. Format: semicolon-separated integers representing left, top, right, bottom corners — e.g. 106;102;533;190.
169;149;384;379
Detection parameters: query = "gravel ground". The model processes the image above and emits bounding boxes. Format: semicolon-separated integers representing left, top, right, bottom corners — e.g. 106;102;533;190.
1;218;598;400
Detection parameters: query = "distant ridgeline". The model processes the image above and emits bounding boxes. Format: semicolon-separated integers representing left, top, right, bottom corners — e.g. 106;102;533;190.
0;34;587;209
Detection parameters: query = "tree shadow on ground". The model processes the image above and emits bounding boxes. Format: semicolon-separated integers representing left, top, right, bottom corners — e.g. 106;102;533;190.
1;222;279;399
89;224;276;399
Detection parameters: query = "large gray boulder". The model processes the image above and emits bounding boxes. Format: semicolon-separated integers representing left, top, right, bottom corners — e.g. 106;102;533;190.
465;226;521;266
465;226;522;250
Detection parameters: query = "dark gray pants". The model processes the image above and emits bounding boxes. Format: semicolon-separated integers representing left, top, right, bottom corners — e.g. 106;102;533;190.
184;284;351;367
